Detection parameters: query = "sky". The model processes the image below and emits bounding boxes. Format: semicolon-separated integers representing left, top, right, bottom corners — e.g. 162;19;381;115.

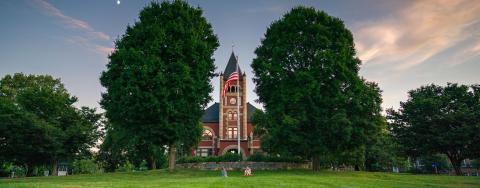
0;0;479;112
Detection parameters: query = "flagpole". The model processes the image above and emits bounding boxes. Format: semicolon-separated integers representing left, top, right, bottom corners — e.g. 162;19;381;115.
236;55;241;157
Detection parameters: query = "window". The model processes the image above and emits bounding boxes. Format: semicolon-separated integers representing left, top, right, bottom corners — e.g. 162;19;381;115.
202;129;213;140
233;111;238;120
228;111;238;120
228;85;240;93
227;127;238;139
196;148;212;157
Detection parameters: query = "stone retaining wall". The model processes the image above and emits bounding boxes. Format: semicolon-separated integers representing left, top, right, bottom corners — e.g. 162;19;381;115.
176;162;311;170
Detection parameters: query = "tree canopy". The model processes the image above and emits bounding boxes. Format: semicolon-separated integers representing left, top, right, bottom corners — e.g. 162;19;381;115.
0;73;101;175
100;1;218;171
388;83;480;175
251;7;384;170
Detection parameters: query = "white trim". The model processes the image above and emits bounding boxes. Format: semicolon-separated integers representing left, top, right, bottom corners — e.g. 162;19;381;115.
202;126;216;138
222;144;247;159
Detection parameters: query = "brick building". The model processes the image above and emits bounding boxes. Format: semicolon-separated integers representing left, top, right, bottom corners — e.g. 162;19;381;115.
194;52;261;158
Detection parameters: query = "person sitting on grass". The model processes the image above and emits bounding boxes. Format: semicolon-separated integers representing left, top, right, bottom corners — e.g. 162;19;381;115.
244;166;252;176
221;167;228;177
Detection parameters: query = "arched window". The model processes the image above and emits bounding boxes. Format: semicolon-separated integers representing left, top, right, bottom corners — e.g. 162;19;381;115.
228;85;240;93
228;111;238;120
202;129;213;140
233;111;238;120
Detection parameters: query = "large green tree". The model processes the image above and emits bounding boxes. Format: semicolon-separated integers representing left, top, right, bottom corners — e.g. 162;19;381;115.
388;83;480;175
251;7;383;171
97;121;167;172
100;1;218;171
0;73;101;175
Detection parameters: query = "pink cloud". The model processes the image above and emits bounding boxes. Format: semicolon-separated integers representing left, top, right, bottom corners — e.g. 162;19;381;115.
95;45;114;56
66;36;113;56
354;0;480;70
31;0;113;57
31;0;110;41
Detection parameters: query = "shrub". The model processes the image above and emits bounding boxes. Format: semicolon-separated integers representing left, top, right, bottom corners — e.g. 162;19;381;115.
247;153;267;162
32;165;50;176
218;153;242;162
472;159;480;169
247;153;303;163
116;161;134;172
177;153;242;163
177;156;203;163
137;160;148;171
177;153;304;164
203;156;220;162
72;159;102;174
1;163;27;177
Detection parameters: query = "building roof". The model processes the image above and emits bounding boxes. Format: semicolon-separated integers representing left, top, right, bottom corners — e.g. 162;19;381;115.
201;102;261;123
223;52;242;80
201;103;220;122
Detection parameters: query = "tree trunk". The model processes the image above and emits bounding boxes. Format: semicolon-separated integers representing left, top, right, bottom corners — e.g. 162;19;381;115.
354;165;360;171
25;164;33;177
51;160;58;176
168;144;177;172
312;155;321;171
149;155;156;170
447;154;463;176
451;159;463;176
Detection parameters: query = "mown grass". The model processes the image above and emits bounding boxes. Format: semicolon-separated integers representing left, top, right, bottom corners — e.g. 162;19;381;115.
1;169;479;188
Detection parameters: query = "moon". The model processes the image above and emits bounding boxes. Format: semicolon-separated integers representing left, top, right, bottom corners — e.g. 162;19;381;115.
116;0;120;5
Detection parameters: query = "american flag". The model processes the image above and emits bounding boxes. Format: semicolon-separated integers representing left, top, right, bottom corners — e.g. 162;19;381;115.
222;71;238;97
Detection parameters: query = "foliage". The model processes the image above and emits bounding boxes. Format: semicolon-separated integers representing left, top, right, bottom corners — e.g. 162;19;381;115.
100;0;218;171
251;7;384;171
388;83;480;175
364;129;409;172
472;159;480;169
0;73;102;175
31;165;50;177
409;154;452;174
219;153;242;162
177;156;204;164
0;163;27;177
247;153;303;163
71;159;102;174
138;160;149;171
177;153;242;163
116;161;134;172
97;121;168;172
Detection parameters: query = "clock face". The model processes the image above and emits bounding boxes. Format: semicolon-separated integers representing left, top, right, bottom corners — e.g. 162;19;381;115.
229;98;236;105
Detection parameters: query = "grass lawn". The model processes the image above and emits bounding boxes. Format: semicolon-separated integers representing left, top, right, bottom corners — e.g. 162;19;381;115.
1;169;479;188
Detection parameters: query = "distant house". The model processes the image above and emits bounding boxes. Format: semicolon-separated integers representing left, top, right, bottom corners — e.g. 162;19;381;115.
194;52;261;158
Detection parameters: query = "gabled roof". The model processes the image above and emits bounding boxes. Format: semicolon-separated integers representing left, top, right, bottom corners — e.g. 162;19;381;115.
201;102;261;123
223;52;242;80
246;103;261;121
201;103;220;122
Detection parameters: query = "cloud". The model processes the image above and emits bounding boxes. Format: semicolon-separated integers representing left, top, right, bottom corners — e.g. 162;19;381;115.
95;45;115;56
31;0;110;40
30;0;113;56
66;36;113;56
354;0;480;71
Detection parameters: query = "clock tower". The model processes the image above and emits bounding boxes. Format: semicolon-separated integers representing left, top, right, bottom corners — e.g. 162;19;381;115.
196;51;261;158
219;52;248;154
